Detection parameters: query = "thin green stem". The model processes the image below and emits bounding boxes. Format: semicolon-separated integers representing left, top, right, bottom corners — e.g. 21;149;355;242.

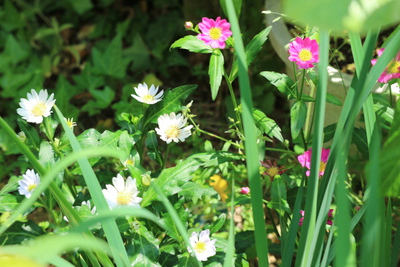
224;71;244;134
161;144;171;170
298;69;307;100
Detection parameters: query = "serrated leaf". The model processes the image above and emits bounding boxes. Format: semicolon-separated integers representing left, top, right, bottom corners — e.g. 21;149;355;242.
144;84;197;126
38;141;55;169
73;62;105;91
290;101;307;139
170;35;213;54
230;26;272;81
326;93;342;106
209;50;224;100
127;226;161;266
253;108;283;142
141;151;242;207
178;182;216;204
260;71;296;99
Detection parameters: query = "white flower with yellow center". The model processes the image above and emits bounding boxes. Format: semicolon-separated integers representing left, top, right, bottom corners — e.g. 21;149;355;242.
155;112;193;144
122;155;135;170
18;169;40;198
17;89;56;124
131;83;164;104
187;229;216;262
102;174;142;209
65;118;77;129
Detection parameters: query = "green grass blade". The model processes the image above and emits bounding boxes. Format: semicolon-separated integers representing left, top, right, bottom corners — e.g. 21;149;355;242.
296;30;329;267
54;106;131;267
223;177;235;267
390;220;400;267
225;0;269;265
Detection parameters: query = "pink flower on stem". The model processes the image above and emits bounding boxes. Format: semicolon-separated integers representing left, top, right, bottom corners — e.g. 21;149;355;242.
288;37;319;69
299;209;334;226
297;148;330;177
197;17;232;49
240;187;250;195
371;48;400;83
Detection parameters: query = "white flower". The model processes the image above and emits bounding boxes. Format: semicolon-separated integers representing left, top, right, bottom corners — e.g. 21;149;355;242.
102;174;142;209
17;89;56;124
155;112;193;144
188;229;216;262
131;83;164;104
65;118;77;129
17;131;27;142
64;201;97;222
122;155;135;170
18;169;40;198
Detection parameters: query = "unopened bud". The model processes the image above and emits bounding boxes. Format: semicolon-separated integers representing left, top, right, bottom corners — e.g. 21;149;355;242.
184;21;193;30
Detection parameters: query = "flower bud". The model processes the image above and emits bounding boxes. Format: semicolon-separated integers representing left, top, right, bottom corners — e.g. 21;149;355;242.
184;21;193;30
240;187;250;194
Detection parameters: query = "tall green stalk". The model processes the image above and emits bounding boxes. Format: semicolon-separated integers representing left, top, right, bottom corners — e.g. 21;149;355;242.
225;0;269;266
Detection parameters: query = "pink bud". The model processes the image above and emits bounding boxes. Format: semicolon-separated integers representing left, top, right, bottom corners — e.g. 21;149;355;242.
240;187;250;194
184;21;193;30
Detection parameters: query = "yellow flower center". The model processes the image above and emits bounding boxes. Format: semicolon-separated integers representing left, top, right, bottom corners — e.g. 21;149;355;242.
194;241;206;254
31;102;46;117
299;49;312;62
209;27;222;40
165;125;180;139
124;158;135;167
266;167;280;178
27;184;37;192
116;191;131;205
386;61;400;74
319;161;326;174
142;94;155;103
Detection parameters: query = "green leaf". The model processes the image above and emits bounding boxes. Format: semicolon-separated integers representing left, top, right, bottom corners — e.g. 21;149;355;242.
0;0;24;31
290;101;307;140
220;0;242;18
68;0;93;14
230;26;272;81
81;86;115;116
268;177;291;216
145;84;197;126
1;35;30;65
91;35;131;78
326;93;342;106
146;130;163;165
0;176;20;195
352;127;369;157
209;213;227;234
283;0;400;33
17;119;40;149
0;194;20;213
38;141;56;170
323;123;337;143
170;35;213;54
379;100;400;196
209;49;224;100
178;182;216;204
141;151;242;207
73;62;105;91
253;108;283;142
260;71;296;99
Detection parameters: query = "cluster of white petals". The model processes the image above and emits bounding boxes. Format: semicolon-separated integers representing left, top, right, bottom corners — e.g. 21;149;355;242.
155;112;193;144
17;89;56;124
131;83;164;104
188;229;217;261
18;169;41;198
102;174;142;209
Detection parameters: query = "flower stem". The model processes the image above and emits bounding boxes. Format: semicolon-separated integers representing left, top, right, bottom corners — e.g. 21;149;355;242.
161;144;171;170
298;69;307;101
224;71;244;134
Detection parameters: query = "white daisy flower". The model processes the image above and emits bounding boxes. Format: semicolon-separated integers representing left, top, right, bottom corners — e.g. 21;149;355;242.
155;112;193;144
187;229;217;262
131;83;164;104
18;169;41;198
102;174;142;209
65;118;77;129
122;155;135;170
17;89;56;124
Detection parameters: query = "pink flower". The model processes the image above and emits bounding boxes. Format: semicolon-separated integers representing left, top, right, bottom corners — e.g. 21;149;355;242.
297;148;330;177
197;17;232;49
240;187;250;195
371;48;400;83
288;37;319;69
299;209;334;226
